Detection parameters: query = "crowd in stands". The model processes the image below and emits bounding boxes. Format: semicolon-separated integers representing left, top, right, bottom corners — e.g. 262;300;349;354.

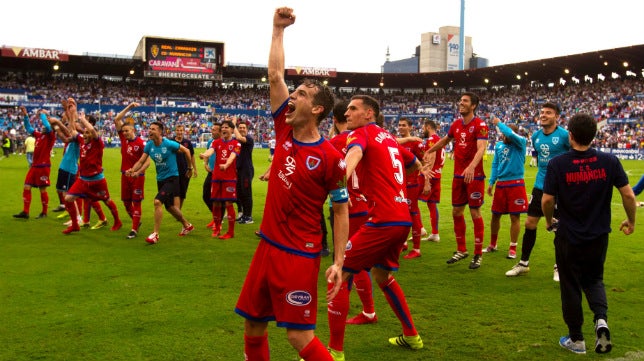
1;73;643;151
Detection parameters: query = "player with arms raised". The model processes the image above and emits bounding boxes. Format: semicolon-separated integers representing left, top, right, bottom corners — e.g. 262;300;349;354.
234;7;349;361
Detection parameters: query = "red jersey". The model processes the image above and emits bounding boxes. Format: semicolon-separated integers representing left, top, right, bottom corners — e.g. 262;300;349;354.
78;135;104;178
330;131;368;217
447;117;488;178
210;138;241;181
423;133;445;179
260;101;347;255
31;130;56;168
118;131;146;173
399;139;424;186
347;123;414;225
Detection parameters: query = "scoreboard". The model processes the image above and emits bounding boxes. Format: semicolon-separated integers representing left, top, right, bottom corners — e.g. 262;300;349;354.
138;37;224;81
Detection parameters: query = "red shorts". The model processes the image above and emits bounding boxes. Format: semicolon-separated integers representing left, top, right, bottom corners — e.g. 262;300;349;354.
451;177;485;208
211;180;237;202
491;179;528;214
235;240;320;329
343;224;409;273
419;178;442;203
68;178;111;201
121;174;145;202
349;213;369;238
24;166;51;188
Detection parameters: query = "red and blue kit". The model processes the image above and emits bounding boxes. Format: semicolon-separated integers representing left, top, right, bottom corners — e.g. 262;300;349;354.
210;138;241;180
118;132;146;172
448;117;488;178
31;129;56;168
347;123;414;225
236;101;347;330
330;131;368;221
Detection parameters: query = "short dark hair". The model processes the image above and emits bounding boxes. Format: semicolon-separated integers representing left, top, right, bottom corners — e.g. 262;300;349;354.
221;120;235;129
332;100;349;123
351;94;380;119
567;113;596;146
398;117;412;126
87;114;98;126
462;92;479;112
151;121;164;132
301;78;335;124
424;119;437;130
542;102;561;114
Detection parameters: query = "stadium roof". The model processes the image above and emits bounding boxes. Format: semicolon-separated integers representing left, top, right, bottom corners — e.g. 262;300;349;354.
1;44;642;89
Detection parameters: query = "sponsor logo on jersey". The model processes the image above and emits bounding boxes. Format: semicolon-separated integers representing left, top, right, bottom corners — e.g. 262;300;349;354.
284;156;296;176
285;290;312;306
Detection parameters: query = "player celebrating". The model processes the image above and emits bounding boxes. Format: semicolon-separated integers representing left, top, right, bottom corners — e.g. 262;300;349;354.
484;117;528;259
126;121;194;244
234;7;349;361
419;119;445;242
199;119;241;239
505;102;570;278
425;92;489;269
113;102;148;239
326;95;423;360
61;101;122;234
13;106;57;220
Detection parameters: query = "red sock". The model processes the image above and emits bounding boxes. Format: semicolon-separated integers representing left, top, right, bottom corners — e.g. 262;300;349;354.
57;190;65;205
411;210;422;249
379;276;417;336
327;281;349;352
83;199;91;223
211;204;222;229
428;202;439;234
299;336;333;361
131;202;142;231
353;271;375;314
105;199;120;223
123;201;133;219
490;233;498;248
226;204;236;235
92;201;106;221
244;333;269;361
473;216;485;255
40;191;49;214
65;201;79;227
22;189;32;213
453;215;467;252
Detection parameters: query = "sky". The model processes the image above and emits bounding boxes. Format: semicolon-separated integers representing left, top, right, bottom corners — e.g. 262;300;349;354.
2;0;643;73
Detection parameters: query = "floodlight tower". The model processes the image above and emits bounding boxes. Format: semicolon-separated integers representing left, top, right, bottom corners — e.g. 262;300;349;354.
459;0;465;70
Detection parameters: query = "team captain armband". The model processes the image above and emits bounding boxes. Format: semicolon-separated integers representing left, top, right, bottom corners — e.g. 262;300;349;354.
329;187;349;203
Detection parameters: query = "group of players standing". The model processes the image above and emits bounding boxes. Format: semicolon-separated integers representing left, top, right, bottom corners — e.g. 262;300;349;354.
234;6;636;361
12;97;255;244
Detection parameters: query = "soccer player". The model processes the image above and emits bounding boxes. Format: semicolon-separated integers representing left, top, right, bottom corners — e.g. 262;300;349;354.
113;102;148;239
173;124;197;209
202;122;221;219
53;108;107;229
61;101;122;234
232;117;255;224
234;7;348;361
328;100;378;326
484;117;528;259
542;113;636;355
396;118;427;259
418;119;445;242
505;102;570;278
126;121;194;244
199;119;241;239
425;92;489;269
13;106;57;220
326;94;423;360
